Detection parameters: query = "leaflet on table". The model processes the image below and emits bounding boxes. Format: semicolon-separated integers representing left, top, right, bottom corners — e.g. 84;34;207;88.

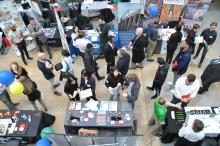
69;102;76;110
80;88;93;99
85;99;99;111
100;101;109;111
75;102;82;110
96;110;106;125
109;101;117;112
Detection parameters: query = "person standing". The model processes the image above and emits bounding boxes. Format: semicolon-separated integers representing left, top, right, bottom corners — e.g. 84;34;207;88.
123;73;141;109
193;22;218;68
80;69;96;101
28;17;52;59
103;35;117;74
171;74;200;108
146;57;169;99
116;49;130;85
83;43;104;81
0;83;19;110
171;39;192;84
166;25;183;64
96;15;109;58
149;97;181;136
37;53;62;96
129;27;147;69
19;76;47;111
75;31;91;57
105;67;124;101
175;119;205;146
71;26;80;57
8;24;33;65
60;50;74;81
64;76;80;101
146;19;160;62
198;57;220;94
10;62;29;79
186;24;200;54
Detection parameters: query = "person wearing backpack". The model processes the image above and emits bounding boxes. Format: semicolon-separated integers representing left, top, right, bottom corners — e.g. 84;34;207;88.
60;50;74;81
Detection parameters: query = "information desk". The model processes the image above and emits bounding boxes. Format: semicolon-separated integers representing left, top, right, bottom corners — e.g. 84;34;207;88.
162;106;220;143
0;110;55;144
64;101;133;135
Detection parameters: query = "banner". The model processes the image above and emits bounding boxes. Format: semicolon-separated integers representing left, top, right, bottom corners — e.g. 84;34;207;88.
163;0;184;5
54;11;69;51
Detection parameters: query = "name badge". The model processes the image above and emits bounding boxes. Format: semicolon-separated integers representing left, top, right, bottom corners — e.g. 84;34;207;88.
210;36;213;39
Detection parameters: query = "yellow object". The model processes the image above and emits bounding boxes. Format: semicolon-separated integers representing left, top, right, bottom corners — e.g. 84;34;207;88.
9;82;24;95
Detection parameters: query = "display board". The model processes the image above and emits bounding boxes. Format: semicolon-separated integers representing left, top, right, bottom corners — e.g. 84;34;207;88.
163;0;184;5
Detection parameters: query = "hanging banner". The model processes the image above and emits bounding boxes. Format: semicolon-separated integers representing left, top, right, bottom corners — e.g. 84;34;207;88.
54;10;69;51
163;0;184;5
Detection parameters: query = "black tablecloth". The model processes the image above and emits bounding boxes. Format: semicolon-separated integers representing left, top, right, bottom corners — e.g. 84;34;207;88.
0;110;55;144
161;107;185;144
64;101;133;135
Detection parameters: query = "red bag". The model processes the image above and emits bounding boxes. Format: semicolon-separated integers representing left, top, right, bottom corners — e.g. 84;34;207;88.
3;37;12;47
171;60;178;68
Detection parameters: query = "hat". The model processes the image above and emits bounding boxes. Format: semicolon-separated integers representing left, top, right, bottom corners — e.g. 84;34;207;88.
157;57;165;65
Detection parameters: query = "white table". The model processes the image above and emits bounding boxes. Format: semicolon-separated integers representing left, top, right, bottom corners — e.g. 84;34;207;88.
81;1;113;17
185;106;220;137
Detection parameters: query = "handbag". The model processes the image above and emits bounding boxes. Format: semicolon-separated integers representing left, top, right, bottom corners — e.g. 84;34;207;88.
55;63;63;71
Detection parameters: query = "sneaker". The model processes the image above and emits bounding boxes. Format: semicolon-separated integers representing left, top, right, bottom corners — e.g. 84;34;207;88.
27;57;33;60
198;63;202;68
97;76;105;81
24;62;28;65
54;91;62;96
13;103;20;106
146;86;154;91
150;94;157;99
147;59;154;62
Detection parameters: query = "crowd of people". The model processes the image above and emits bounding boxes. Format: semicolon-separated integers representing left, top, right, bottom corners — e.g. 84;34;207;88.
0;14;219;145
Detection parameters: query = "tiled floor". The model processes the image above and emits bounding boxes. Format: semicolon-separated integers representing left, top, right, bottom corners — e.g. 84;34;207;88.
0;1;220;146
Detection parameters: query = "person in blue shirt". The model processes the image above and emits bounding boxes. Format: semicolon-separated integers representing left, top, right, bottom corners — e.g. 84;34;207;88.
0;83;19;110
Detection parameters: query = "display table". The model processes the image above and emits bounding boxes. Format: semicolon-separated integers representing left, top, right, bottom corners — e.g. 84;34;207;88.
81;1;113;17
64;100;133;135
0;110;55;144
161;106;220;143
43;27;62;47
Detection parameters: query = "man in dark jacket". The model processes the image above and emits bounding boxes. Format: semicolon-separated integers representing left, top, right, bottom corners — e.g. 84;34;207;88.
147;57;169;99
116;49;130;76
96;15;109;58
193;22;218;68
146;19;160;62
37;53;61;96
83;43;104;81
103;35;116;74
166;25;182;64
186;24;200;54
172;39;192;84
130;27;147;69
198;57;220;94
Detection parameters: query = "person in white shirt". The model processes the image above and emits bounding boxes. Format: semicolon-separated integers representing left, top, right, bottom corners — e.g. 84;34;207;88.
175;119;205;146
171;74;200;107
75;31;91;57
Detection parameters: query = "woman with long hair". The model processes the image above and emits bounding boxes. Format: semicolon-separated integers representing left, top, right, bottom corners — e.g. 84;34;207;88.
10;62;29;79
64;76;80;101
19;76;47;111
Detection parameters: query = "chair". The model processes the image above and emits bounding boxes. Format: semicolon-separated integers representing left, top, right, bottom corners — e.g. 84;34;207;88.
175;137;203;146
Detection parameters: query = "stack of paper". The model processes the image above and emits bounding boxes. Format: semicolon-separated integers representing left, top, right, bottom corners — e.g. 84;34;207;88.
100;101;109;111
109;101;117;112
85;99;99;111
96;110;106;125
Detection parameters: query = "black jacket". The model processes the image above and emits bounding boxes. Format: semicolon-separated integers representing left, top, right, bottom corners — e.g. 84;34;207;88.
64;80;80;101
167;31;182;50
201;28;217;45
103;42;116;64
154;63;169;84
97;23;109;44
201;60;220;85
37;60;55;80
83;51;96;73
80;76;96;99
132;35;147;63
105;73;124;88
187;29;196;46
11;68;29;79
172;48;192;75
116;53;130;76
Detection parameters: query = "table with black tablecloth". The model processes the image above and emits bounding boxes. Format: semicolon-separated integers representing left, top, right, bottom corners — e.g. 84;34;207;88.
43;27;62;47
64;100;133;135
0;110;55;144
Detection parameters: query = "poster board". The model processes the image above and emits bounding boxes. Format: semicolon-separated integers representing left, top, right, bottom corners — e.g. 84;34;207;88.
163;0;184;5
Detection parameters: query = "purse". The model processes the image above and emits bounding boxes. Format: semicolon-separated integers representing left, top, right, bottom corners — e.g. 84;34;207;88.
55;63;63;71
